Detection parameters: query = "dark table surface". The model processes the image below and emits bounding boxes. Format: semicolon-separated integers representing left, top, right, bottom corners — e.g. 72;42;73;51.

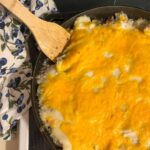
29;0;150;150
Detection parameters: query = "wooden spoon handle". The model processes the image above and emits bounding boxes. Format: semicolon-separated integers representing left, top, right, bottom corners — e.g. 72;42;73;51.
0;0;39;27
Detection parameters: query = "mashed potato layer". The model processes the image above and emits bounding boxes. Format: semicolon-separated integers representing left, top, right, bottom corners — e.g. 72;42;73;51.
39;13;150;150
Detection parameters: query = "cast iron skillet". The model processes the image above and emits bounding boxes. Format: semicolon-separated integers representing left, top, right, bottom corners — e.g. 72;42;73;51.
31;6;150;150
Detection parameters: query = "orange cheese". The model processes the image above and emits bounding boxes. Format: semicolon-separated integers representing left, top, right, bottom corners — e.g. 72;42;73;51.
40;15;150;150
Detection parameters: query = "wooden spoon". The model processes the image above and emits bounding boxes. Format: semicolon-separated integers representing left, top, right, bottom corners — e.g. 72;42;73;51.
0;0;70;61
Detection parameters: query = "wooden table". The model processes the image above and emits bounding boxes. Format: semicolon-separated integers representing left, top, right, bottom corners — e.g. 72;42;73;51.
0;132;18;150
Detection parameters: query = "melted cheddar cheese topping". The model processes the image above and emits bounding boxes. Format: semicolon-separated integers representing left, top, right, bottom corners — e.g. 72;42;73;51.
39;13;150;150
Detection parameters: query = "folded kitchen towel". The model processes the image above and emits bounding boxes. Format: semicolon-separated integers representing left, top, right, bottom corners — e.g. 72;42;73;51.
0;0;57;140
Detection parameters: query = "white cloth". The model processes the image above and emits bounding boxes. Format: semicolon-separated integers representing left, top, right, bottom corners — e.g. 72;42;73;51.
0;0;57;140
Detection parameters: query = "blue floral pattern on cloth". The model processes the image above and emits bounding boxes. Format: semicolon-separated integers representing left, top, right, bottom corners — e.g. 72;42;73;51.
0;0;57;140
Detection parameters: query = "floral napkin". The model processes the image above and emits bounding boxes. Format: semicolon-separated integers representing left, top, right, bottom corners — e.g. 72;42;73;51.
0;0;57;140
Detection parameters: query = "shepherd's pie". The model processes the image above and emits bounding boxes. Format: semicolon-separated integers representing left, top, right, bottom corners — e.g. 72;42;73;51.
38;12;150;150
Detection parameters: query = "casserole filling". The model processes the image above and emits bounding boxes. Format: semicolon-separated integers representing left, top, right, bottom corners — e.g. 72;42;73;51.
38;13;150;150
